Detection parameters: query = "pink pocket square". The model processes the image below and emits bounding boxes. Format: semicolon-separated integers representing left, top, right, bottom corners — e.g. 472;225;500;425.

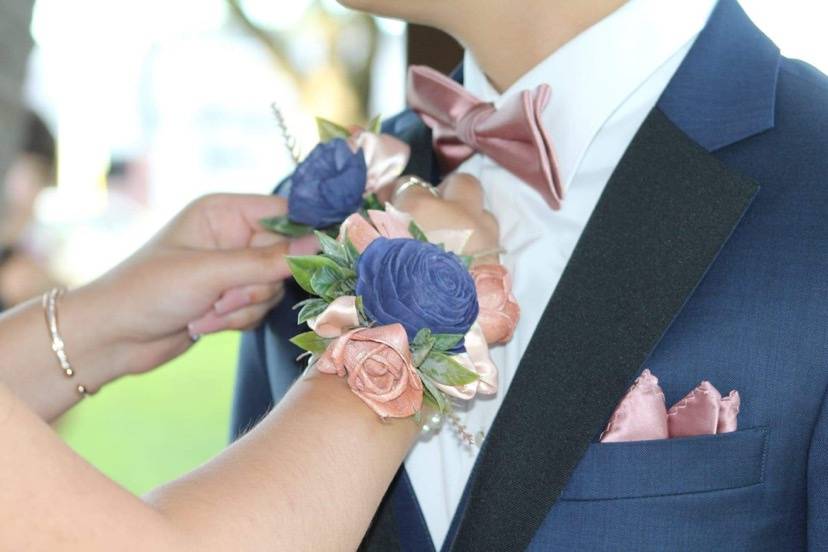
600;369;740;443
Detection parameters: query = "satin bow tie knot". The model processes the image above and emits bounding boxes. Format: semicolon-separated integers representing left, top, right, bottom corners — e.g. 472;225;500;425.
406;65;563;209
454;102;495;150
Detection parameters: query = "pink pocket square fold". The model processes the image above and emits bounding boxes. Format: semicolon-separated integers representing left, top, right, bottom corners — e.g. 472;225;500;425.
600;369;740;443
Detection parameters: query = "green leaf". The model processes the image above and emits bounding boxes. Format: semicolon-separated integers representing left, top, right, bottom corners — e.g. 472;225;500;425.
286;255;343;295
420;351;479;387
290;331;329;355
432;333;464;352
342;237;360;267
307;261;356;301
314;230;351;267
354;295;370;324
260;215;314;237
316;117;351;142
458;255;473;269
296;298;329;325
413;328;434;347
408;220;429;242
411;328;436;367
362;193;383;212
368;114;382;134
420;373;448;414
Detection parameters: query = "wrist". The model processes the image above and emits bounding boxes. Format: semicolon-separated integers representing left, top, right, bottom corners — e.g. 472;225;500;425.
57;284;135;390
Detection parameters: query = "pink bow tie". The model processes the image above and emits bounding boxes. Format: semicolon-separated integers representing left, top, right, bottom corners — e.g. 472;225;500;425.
406;65;563;210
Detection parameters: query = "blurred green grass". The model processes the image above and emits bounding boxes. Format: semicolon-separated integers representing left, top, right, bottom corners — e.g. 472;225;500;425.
56;332;240;495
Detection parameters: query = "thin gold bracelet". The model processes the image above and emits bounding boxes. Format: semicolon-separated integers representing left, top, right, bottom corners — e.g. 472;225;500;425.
42;287;91;397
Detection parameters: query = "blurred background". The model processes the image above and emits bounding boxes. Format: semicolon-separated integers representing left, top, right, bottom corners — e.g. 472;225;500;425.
0;0;826;495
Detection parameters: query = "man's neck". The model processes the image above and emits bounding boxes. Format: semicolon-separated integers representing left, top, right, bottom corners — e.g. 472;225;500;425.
452;0;628;92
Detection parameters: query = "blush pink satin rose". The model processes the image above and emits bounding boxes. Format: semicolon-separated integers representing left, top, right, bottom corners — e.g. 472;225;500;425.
346;129;411;195
470;264;520;344
338;207;413;253
315;323;423;418
339;213;380;252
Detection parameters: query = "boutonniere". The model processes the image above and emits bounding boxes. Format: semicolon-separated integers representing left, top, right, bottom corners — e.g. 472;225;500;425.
262;115;411;237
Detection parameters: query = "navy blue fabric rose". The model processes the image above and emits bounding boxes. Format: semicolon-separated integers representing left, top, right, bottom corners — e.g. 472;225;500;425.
288;138;367;227
356;237;479;342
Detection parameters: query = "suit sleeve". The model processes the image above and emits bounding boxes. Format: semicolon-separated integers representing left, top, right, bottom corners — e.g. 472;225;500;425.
230;327;274;441
808;383;828;548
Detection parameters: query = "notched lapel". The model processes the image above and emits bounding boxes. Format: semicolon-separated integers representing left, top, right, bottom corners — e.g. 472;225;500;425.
447;109;759;551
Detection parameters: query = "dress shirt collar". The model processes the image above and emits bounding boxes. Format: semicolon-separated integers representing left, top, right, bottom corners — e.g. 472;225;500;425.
463;0;718;194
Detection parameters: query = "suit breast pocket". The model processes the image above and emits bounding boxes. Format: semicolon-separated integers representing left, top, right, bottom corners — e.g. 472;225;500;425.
559;427;768;501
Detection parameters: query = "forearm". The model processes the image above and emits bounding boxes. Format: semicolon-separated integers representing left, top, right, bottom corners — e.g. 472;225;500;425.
146;371;419;550
0;285;130;421
0;370;418;551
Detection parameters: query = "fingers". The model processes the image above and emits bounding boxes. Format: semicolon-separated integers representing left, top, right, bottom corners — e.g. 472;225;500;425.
195;193;290;231
438;173;485;212
212;234;319;289
391;177;439;213
213;282;285;316
188;291;285;335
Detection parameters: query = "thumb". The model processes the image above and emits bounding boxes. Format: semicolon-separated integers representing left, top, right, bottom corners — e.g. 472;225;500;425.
211;234;319;289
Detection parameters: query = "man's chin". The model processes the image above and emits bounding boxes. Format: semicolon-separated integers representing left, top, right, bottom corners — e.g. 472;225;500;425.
333;0;439;25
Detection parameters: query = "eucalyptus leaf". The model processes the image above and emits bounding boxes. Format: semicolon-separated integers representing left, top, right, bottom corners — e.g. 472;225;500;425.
420;351;479;387
260;215;314;237
408;220;430;242
316;117;351;142
290;331;329;355
296;298;329;325
432;333;465;352
286;255;343;295
368;114;382;134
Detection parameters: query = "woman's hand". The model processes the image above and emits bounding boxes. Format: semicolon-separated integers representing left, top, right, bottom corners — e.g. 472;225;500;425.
392;173;500;264
70;193;317;379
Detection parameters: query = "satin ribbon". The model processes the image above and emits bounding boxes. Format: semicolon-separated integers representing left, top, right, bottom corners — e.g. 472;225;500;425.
308;296;360;338
435;323;498;400
406;65;563;210
347;130;411;194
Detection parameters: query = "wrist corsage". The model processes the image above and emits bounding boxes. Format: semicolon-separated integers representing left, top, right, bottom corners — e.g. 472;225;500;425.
285;205;519;445
266;112;520;446
262;116;411;237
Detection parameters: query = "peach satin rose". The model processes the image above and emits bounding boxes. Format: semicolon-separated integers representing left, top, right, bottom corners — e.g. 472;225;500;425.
471;264;520;344
315;323;423;418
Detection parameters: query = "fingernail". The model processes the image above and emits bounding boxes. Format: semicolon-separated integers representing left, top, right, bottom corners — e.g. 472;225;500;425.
289;234;320;255
188;316;226;336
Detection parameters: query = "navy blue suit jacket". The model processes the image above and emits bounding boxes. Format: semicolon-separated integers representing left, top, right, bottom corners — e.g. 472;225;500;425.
232;2;828;549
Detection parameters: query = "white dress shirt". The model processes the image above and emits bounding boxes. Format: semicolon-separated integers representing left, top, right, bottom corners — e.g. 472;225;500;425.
403;0;719;548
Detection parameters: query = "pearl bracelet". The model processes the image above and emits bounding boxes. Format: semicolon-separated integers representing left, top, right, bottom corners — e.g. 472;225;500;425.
42;287;90;397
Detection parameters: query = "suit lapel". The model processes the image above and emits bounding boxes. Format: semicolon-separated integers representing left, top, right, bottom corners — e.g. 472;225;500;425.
361;4;780;549
445;108;759;551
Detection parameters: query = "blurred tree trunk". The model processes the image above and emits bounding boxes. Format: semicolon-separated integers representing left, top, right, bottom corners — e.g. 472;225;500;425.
0;0;35;205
